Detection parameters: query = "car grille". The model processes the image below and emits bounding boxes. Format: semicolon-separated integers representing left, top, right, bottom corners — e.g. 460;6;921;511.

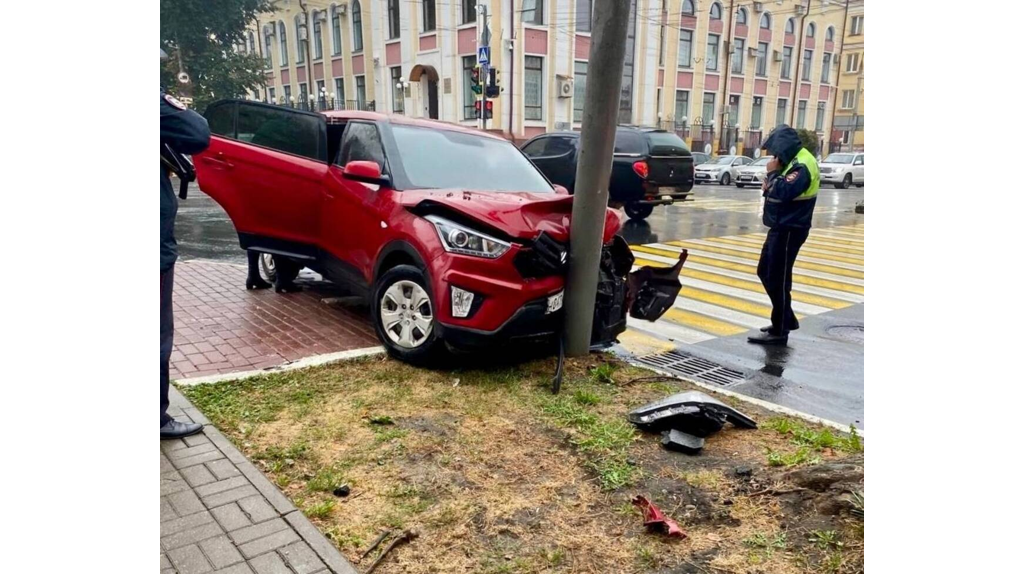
513;232;568;278
821;167;833;174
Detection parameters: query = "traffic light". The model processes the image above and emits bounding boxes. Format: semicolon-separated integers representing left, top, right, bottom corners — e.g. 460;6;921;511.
471;65;483;95
473;99;493;120
486;68;500;98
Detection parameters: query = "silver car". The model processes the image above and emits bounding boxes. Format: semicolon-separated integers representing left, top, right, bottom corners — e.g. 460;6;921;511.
734;156;773;188
693;155;753;186
820;153;865;189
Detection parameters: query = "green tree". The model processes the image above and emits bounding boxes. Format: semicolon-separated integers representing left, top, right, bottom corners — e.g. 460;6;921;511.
796;128;820;156
160;0;273;111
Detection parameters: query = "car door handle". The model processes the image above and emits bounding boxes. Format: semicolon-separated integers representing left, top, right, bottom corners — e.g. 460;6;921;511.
200;152;234;169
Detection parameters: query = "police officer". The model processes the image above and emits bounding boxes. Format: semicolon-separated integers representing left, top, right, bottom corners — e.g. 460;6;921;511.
748;125;819;345
161;49;211;438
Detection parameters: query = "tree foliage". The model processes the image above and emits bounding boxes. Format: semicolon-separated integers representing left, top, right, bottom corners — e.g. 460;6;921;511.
796;128;820;156
160;0;273;111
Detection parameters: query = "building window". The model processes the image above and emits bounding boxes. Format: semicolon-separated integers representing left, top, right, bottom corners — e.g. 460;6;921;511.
760;13;771;29
802;49;813;81
785;18;795;35
279;21;289;66
678;29;693;68
299;82;309;104
850;15;863;36
313;11;324;60
845;53;861;73
525;56;544;121
284;85;292;104
751;96;763;129
710;2;722;20
388;0;401;39
815;102;825;131
658;3;667;66
576;0;592;33
331;5;342;56
423;0;437;32
821;53;832;83
334;78;345;107
463;0;477;24
355;75;366;109
728;95;740;128
756;42;768;76
706;34;720;72
682;0;695;15
806;22;816;38
264;28;274;67
797;100;807;129
735;7;747;26
268;86;276;103
675;90;690;126
841;90;855;109
574;61;587;123
776;97;787;127
316;79;326;106
781;46;792;79
732;38;745;74
702;92;715;124
826;26;835;42
248;32;256;53
523;0;544;26
295;16;306;64
462;56;476;119
391;67;404;113
352;1;363;52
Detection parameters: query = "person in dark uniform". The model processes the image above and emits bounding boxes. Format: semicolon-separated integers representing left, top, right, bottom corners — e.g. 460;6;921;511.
161;60;211;438
748;126;820;345
246;250;272;290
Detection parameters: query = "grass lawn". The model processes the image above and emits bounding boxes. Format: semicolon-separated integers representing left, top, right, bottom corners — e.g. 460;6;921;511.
181;354;864;573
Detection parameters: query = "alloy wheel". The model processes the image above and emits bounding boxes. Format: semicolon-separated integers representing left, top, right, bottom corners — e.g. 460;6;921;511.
380;280;433;349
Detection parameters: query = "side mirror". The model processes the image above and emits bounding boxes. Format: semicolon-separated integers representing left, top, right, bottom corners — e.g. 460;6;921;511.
553;184;570;195
342;160;389;186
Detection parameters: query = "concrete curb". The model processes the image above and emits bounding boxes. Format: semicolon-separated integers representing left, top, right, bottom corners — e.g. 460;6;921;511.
174;346;386;387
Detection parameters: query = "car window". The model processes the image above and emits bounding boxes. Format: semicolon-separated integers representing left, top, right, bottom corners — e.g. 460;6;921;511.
751;157;771;166
391;125;552;193
237;103;322;161
854;155;864;165
713;156;734;165
645;132;689;156
824;153;855;164
204;102;235;138
338;122;386;171
613;131;645;154
521;138;549;158
737;157;751;165
544;137;575;156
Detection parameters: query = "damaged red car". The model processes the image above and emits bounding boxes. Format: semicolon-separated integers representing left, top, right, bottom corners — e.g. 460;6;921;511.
195;100;678;363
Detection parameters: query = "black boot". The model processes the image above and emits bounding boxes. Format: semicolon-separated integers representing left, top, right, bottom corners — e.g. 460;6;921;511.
274;278;301;293
760;322;799;332
247;277;272;290
160;419;203;439
246;251;272;290
748;331;789;345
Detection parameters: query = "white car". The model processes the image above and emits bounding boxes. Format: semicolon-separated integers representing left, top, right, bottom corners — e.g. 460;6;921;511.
694;155;753;186
820;153;865;189
734;156;773;188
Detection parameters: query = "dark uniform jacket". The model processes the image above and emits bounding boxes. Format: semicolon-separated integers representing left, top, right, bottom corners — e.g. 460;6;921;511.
761;127;816;229
160;91;210;272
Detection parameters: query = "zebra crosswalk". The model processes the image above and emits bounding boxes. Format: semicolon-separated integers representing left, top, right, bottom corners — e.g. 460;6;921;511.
619;224;865;353
685;195;845;216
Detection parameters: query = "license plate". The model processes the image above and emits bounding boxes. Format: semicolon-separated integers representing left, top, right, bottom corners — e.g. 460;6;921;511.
659;187;677;194
546;291;564;314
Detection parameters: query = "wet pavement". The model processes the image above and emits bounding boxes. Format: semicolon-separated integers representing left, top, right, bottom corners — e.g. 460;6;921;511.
175;181;865;428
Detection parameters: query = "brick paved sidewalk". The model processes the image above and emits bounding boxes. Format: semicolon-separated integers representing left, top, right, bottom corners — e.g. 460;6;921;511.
161;387;357;574
170;260;377;380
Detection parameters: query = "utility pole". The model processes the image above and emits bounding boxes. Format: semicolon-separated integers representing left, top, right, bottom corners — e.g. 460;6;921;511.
851;73;862;151
299;0;315;110
828;0;851;154
563;0;631;357
719;0;736;154
477;3;490;131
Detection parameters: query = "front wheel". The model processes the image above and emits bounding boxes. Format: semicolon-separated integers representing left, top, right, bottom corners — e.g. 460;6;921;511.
839;174;853;189
259;254;300;285
624;203;655;220
371;265;444;364
720;173;731;186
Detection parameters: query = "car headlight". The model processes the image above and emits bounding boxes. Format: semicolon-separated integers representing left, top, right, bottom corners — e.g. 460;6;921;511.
425;215;511;259
834;167;846;173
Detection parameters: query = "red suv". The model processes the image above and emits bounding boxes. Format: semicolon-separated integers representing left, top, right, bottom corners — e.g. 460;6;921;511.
195;100;673;362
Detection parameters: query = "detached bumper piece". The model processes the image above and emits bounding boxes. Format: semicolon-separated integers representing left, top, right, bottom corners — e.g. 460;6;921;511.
629;249;688;321
628;391;757;455
590;236;633;348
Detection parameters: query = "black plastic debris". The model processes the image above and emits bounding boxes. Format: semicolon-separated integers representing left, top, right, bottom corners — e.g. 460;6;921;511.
628;391;757;435
661;429;705;454
628;250;688;321
333;484;351;497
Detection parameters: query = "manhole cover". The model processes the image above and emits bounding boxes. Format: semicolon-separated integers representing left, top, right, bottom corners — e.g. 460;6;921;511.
636;350;746;387
827;324;864;343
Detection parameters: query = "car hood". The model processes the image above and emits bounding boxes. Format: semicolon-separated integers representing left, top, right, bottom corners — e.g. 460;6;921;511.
820;162;851;169
695;164;726;170
398;189;623;244
740;166;767;173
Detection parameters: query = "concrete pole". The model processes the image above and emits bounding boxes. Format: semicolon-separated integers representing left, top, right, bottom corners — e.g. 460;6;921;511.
563;0;631;357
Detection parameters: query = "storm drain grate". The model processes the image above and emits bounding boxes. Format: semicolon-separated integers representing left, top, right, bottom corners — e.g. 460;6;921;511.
636;350;746;387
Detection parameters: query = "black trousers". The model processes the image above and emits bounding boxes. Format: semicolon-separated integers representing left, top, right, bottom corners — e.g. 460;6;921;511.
757;227;809;334
160;265;175;427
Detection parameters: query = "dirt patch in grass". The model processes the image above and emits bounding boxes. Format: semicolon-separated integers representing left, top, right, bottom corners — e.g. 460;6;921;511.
182;354;864;573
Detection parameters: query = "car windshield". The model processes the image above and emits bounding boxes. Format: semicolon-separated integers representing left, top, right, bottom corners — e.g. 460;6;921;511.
714;156;736;165
751;157;771;166
824;153;855;164
391;125;553;193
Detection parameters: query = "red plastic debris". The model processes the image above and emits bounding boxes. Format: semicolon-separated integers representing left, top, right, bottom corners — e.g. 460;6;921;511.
632;495;686;539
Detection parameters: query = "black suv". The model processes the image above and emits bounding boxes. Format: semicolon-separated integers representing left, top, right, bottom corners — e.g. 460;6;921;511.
521;127;695;220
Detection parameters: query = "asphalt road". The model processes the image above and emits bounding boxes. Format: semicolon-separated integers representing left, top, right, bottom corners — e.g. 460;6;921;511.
176;181;865;428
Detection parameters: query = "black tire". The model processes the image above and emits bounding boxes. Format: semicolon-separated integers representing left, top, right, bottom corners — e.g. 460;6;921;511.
736;183;745;188
840;174;853;189
720;172;731;186
855;183;864;188
371;265;445;365
624;203;655;220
